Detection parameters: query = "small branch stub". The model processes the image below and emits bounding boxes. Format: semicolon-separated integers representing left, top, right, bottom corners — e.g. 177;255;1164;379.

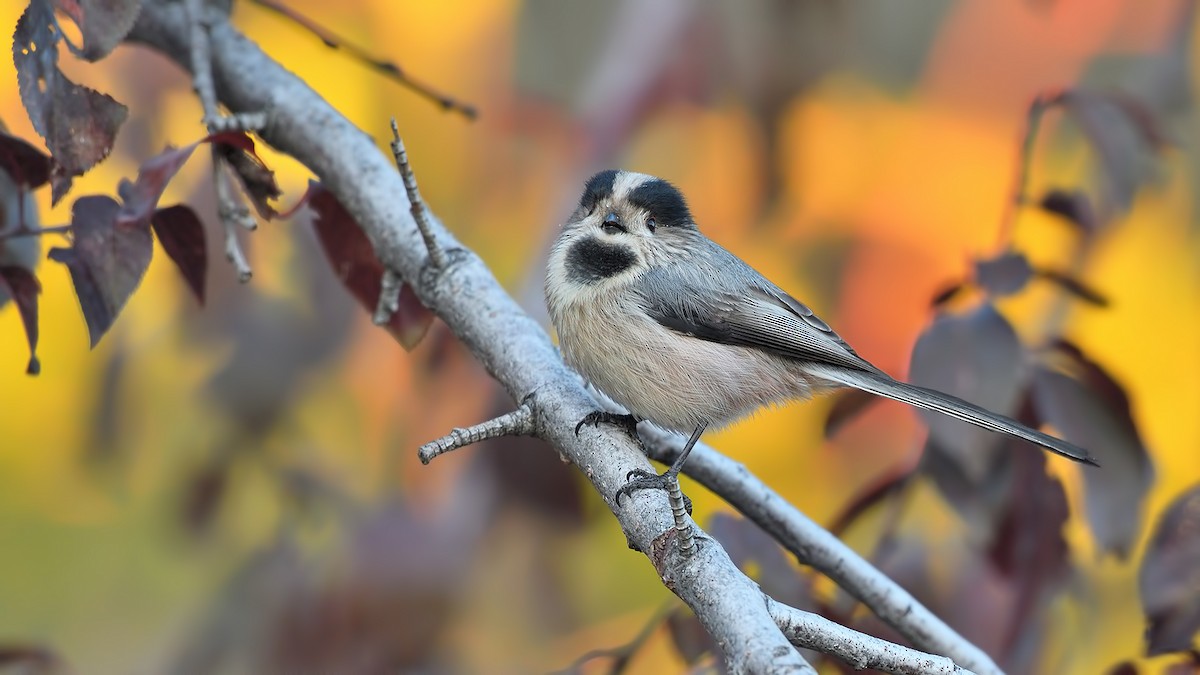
209;111;269;134
373;268;403;325
390;118;447;269
419;401;536;464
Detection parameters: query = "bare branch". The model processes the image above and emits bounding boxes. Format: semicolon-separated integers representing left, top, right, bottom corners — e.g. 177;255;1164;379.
418;401;535;464
389;119;446;269
124;4;985;672
766;598;976;675
635;423;1004;675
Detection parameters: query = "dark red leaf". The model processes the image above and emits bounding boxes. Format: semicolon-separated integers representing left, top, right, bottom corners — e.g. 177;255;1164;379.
212;134;282;219
988;449;1071;649
151;205;207;304
48;195;153;347
1140;485;1200;656
910;303;1025;482
1039;188;1099;234
0;266;41;374
1055;89;1158;215
13;0;128;204
974;251;1033;297
54;0;141;61
922;436;1013;538
1105;91;1172;150
0;133;52;189
1031;341;1153;558
116;143;203;226
665;610;713;666
1034;268;1109;307
823;388;883;438
306;181;434;349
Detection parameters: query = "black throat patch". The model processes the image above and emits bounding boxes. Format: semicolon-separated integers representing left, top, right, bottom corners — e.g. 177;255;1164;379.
566;236;637;284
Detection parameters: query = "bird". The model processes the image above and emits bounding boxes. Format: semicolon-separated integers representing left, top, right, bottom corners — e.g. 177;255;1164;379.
544;170;1097;505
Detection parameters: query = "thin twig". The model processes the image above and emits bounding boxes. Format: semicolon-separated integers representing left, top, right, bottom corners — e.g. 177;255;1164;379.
550;604;677;675
247;0;476;119
373;268;403;325
419;401;535;464
390;119;446;269
995;90;1056;248
766;598;976;675
213;152;253;282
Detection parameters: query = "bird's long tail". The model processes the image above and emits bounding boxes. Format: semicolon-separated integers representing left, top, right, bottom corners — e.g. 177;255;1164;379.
811;365;1098;466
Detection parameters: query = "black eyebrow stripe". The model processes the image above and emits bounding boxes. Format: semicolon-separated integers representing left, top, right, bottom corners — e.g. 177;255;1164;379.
627;178;692;228
580;170;619;211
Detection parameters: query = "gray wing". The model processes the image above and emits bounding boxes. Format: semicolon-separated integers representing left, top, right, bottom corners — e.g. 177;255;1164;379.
635;247;880;374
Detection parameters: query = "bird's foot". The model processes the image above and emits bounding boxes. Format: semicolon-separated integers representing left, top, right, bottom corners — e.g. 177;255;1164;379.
575;411;640;439
614;469;692;515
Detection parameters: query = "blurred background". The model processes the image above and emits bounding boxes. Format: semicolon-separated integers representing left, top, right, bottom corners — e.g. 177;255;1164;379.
1;0;1198;673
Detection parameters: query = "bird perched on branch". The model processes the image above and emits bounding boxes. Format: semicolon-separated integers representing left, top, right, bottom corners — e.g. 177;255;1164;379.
545;170;1097;504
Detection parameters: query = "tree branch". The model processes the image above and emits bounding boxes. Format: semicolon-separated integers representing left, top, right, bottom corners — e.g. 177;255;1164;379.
635;422;1004;675
124;3;997;672
766;598;976;675
418;401;535;463
126;3;815;672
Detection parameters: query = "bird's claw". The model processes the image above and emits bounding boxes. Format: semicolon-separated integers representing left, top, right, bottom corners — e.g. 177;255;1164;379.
613;469;692;514
575;410;640;438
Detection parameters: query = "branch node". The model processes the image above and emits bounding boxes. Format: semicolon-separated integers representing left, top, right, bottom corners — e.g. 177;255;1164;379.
207;111;270;134
390;118;447;269
185;0;221;128
213;155;254;283
419;400;536;464
373;268;403;325
187;0;269;135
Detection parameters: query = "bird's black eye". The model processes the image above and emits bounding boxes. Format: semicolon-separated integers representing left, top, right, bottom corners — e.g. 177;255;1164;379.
646;217;656;233
601;212;626;235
